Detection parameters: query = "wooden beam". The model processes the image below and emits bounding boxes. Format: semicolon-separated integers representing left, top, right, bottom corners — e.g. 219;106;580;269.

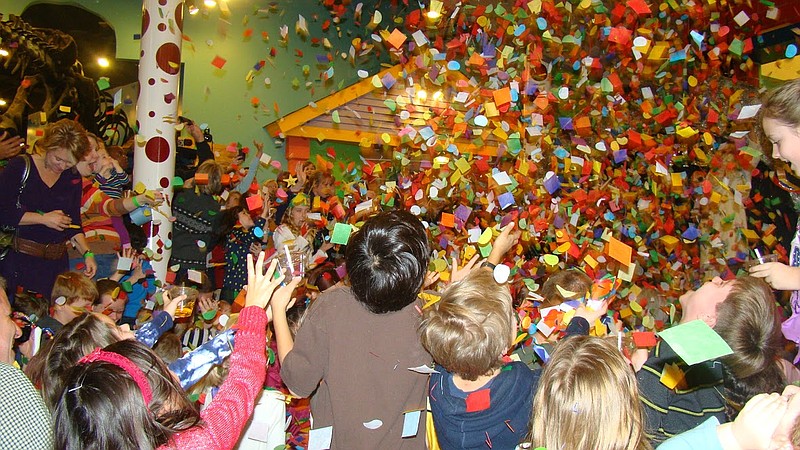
266;64;405;136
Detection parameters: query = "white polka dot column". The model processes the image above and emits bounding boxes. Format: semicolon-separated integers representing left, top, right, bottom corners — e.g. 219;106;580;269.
133;0;184;280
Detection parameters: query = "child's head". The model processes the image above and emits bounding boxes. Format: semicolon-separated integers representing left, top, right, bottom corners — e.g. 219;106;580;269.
310;171;335;198
285;194;311;228
153;332;183;365
195;160;224;196
345;210;430;314
93;279;126;323
51;271;98;323
54;339;201;449
32;312;127;409
13;290;49;322
419;269;514;380
761;78;800;171
530;336;649;450
539;269;592;308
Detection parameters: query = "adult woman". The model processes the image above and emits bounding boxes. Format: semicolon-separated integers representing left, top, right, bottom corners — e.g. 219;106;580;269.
0;119;97;297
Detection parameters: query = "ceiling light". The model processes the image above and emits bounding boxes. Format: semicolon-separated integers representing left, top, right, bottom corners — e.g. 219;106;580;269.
97;57;110;68
427;0;443;19
432;90;443;101
416;90;427;101
204;0;217;7
0;99;7;106
0;49;8;57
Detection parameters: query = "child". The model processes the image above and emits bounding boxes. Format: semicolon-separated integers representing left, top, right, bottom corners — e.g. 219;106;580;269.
170;160;224;277
53;253;289;449
219;196;269;303
528;335;651;450
93;278;125;323
275;210;431;449
637;276;785;443
749;78;800;360
92;135;132;248
41;271;98;333
419;269;536;448
272;194;331;269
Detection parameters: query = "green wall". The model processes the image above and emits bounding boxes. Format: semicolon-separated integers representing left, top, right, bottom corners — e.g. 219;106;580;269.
3;0;403;175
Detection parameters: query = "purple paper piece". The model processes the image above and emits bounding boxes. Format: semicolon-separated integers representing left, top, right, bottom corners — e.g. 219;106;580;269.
316;54;329;64
613;149;628;163
553;215;565;229
454;205;472;222
498;192;515;210
544;174;561;194
559;117;573;130
381;73;396;89
335;264;347;280
439;236;449;249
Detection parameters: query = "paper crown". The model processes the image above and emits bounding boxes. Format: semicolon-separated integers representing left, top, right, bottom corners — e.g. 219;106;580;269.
292;193;311;207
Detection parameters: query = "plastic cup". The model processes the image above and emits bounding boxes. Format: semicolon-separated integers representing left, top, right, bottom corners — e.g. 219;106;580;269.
168;285;199;319
744;253;779;270
277;250;306;280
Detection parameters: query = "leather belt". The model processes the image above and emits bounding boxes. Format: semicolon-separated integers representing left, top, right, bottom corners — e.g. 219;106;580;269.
13;236;68;260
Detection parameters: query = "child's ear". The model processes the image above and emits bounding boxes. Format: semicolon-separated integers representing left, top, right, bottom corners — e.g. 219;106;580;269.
700;313;717;328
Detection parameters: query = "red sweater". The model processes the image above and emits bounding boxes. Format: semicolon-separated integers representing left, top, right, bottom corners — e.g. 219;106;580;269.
161;305;267;450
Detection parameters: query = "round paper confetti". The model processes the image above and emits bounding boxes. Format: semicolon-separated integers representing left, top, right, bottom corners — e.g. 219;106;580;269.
787;44;798;59
493;264;510;284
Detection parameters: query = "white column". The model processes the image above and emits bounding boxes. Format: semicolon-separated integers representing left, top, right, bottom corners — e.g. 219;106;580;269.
133;0;184;281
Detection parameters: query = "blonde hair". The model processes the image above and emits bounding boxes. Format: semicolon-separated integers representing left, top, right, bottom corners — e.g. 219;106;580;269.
529;336;651;450
51;271;98;305
540;269;592;308
418;269;514;381
196;160;223;196
40;119;90;163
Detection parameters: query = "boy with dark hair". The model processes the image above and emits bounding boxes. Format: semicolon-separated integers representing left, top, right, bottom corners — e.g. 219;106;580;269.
276;210;432;449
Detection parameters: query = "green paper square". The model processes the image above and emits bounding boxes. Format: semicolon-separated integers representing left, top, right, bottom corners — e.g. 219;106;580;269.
658;320;733;365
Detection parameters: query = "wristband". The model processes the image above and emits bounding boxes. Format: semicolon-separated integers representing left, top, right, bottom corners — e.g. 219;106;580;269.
83;251;95;259
132;196;142;208
481;261;496;270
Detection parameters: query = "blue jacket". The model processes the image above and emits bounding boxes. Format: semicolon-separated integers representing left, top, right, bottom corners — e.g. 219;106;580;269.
430;361;537;449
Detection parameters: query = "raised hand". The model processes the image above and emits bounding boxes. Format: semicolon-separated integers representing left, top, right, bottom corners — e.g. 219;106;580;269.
245;252;285;310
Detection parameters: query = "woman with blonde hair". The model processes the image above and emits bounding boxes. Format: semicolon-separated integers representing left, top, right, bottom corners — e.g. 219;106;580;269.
529;335;651;450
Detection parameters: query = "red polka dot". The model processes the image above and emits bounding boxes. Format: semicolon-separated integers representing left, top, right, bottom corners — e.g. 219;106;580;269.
159;0;167;5
149;111;155;117
175;3;184;31
155;43;181;75
158;23;166;32
142;9;150;37
148;78;156;86
145;136;171;163
160;177;170;188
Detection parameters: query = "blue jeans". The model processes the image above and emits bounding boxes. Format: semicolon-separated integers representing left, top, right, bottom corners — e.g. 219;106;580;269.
68;252;118;280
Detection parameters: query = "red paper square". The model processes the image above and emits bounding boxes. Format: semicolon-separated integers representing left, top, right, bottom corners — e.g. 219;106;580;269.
211;55;227;69
632;331;658;348
465;389;491;413
246;195;263;212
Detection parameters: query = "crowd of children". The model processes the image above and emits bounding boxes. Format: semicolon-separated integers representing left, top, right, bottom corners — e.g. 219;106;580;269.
2;77;800;450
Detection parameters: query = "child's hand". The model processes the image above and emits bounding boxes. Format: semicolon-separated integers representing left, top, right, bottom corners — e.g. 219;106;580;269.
749;262;800;291
270;277;302;314
198;297;218;320
423;271;441;289
771;385;800;449
248;243;263;258
161;290;185;319
574;300;609;325
245;252;285;310
724;393;788;450
493;222;521;256
451;254;480;283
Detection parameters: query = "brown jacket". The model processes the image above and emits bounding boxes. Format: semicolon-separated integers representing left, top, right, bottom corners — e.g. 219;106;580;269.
282;286;431;449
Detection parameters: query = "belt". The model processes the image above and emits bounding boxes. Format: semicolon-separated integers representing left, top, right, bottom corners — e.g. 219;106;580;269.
13;236;68;260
